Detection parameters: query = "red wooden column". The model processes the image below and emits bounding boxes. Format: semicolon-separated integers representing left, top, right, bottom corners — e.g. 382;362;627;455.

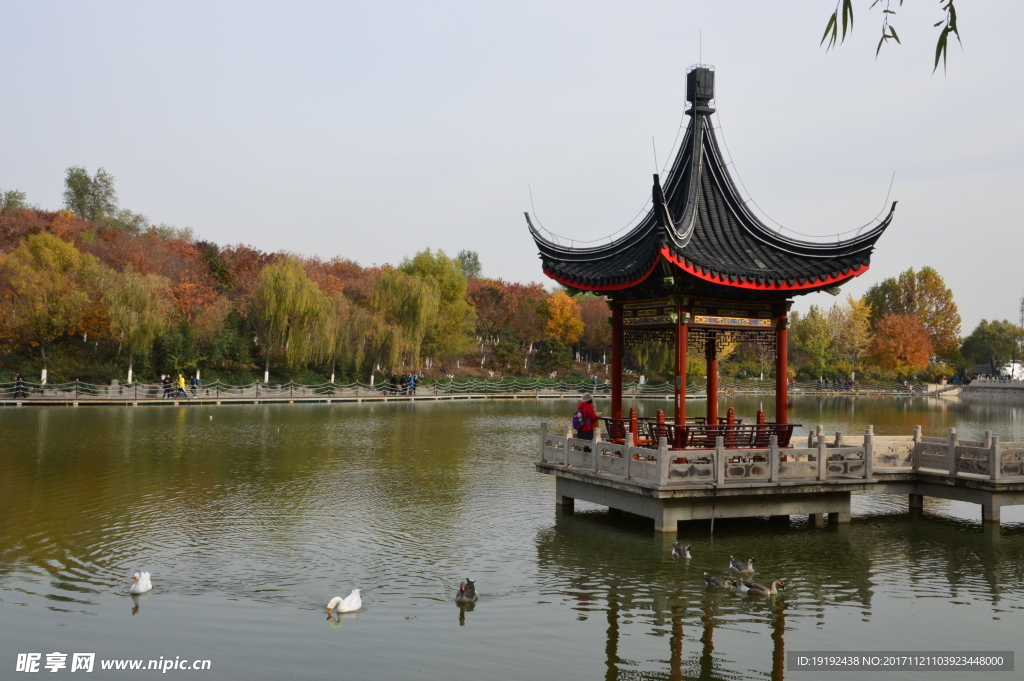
611;301;623;418
705;335;718;425
775;315;789;425
674;318;688;424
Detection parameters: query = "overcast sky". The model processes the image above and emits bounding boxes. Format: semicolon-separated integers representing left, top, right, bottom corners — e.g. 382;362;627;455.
2;1;1021;332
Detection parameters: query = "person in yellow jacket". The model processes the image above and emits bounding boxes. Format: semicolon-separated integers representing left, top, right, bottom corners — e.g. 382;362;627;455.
177;374;187;398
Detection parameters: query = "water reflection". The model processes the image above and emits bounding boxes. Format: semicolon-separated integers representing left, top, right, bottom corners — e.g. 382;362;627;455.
130;592;147;616
1;400;1022;681
457;602;475;626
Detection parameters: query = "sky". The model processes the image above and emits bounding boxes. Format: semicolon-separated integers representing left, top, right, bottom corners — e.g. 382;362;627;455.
1;1;1021;333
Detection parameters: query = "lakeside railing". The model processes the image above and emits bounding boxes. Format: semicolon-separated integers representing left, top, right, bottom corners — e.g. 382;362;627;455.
0;377;939;401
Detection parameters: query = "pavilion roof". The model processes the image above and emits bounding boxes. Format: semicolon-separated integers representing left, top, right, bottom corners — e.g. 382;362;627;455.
527;67;895;295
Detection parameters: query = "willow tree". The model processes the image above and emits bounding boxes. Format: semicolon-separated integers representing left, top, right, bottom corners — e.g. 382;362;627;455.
322;291;372;384
398;250;474;366
248;256;328;382
367;268;439;381
0;233;103;383
103;271;174;383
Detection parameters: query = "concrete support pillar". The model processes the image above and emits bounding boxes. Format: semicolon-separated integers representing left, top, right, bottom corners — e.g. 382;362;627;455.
809;513;826;527
982;503;1000;524
909;494;924;510
654;508;679;534
828;511;851;525
560;496;575;513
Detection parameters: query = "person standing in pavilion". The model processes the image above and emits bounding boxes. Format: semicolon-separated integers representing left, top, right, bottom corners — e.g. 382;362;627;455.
573;393;600;442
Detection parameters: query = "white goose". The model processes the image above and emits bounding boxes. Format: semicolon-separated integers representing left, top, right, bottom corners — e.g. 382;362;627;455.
130;572;153;594
327;589;362;613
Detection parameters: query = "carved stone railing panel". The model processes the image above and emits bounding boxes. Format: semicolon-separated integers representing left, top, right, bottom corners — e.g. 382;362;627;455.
954;446;990;476
872;439;915;469
825;447;866;478
999;447;1024;477
668;461;715;483
917;443;947;470
596;450;628;478
543;434;567;464
723;449;771;481
778;449;817;479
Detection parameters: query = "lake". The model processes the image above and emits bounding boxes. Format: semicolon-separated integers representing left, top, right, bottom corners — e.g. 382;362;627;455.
1;396;1022;680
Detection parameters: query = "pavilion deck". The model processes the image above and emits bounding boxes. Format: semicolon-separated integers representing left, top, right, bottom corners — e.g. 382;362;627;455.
537;424;1024;530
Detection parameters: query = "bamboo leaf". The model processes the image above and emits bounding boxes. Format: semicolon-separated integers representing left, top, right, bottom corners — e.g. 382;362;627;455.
841;0;854;41
933;27;948;73
889;26;900;44
876;34;886;57
821;11;838;48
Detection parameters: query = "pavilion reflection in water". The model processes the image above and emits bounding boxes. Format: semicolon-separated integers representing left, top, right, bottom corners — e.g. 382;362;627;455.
534;506;1024;680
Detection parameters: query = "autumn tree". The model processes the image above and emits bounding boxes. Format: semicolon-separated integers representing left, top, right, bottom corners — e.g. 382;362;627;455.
511;283;551;370
546;291;584;345
0;233;103;382
398;249;474;365
248;256;329;382
868;314;933;375
577;295;611;363
190;296;233;378
961;320;1024;375
864;266;960;359
831;296;873;378
103;271;174;383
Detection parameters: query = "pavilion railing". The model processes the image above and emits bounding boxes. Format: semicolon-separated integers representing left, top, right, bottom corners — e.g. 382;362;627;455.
539;422;1024;488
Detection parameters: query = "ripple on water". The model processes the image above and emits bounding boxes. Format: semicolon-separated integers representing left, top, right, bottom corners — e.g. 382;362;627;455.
1;400;1023;680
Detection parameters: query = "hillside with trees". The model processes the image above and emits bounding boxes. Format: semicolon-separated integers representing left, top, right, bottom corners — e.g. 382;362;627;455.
0;168;1019;386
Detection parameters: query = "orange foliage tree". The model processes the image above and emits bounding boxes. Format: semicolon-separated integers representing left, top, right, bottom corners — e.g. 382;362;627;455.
545;291;584;345
868;314;933;375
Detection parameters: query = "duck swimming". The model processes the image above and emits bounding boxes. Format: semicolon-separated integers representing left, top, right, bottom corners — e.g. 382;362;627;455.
455;579;478;603
327;589;362;613
703;573;737;589
130;572;152;594
672;543;692;559
740;579;785;596
729;556;756;574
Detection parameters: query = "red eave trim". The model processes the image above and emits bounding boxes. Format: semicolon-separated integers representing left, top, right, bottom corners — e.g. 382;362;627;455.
661;248;868;291
543;256;660;291
541;249;869;292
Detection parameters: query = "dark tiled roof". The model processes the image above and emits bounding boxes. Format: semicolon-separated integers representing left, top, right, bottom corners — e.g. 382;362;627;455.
528;100;894;294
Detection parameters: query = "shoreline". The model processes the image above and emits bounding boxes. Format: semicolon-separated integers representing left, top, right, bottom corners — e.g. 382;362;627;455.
0;390;945;408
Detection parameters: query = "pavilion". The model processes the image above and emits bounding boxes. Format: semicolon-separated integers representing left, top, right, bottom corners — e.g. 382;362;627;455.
527;65;895;429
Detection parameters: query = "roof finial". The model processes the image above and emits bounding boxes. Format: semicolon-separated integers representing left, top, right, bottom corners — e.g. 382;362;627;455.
686;64;715;116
